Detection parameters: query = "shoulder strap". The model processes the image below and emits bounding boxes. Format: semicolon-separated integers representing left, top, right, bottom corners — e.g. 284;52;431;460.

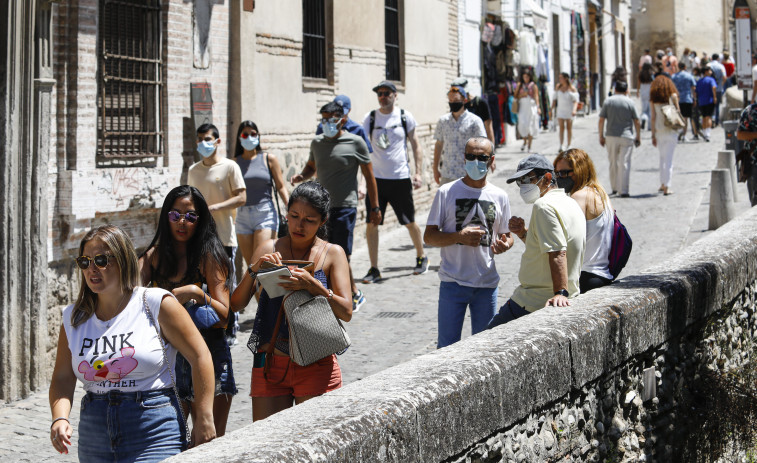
400;108;408;139
315;243;332;272
369;110;376;136
266;154;283;217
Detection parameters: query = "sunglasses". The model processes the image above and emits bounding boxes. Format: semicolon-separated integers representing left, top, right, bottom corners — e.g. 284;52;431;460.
377;91;393;97
515;175;540;187
240;132;258;139
555;169;574;178
75;254;114;270
168;210;199;223
321;117;341;124
464;153;491;162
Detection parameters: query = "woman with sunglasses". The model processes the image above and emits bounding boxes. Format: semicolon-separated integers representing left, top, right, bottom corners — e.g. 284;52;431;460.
139;185;237;436
234;120;289;270
553;149;614;292
515;68;540;153
49;225;216;461
230;182;353;421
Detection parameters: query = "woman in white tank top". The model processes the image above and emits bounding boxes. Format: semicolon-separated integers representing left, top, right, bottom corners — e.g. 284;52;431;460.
554;149;615;292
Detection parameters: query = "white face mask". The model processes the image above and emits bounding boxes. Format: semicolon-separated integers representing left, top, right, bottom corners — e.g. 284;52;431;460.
519;176;543;204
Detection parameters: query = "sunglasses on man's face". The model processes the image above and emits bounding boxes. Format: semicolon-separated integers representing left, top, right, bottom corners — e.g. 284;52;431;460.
515;175;539;187
377;91;393;97
168;210;199;224
75;254;113;270
321;117;341;124
464;152;491;162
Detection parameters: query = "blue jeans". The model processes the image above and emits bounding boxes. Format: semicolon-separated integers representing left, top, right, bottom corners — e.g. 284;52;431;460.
78;389;187;462
487;298;530;329
176;328;238;401
437;281;497;348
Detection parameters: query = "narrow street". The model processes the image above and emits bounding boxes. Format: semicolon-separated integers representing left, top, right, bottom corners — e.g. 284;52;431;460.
1;112;749;462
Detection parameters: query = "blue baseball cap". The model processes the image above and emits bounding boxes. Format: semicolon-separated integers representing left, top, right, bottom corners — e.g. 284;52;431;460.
334;95;351;113
450;85;468;99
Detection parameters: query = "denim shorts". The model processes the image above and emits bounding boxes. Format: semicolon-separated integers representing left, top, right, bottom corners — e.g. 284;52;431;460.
78;389;187;462
236;200;278;234
175;328;238;401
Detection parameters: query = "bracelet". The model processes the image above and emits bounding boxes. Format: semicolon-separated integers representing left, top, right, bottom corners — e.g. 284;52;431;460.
247;265;257;279
51;417;69;429
326;289;334;300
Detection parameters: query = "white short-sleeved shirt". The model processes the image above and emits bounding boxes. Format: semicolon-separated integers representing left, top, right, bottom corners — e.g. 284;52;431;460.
511;189;586;311
426;179;511;288
434;111;486;180
62;287;177;394
555;90;579;120
187;157;246;247
362;108;417;180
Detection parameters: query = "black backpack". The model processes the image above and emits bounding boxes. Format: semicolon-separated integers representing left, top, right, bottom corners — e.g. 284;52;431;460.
369;109;408;145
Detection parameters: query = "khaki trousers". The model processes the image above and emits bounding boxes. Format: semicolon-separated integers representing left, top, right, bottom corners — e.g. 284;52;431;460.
605;136;634;195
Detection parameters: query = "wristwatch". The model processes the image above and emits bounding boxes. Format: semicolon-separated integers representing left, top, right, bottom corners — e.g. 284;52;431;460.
247;265;257;279
554;289;569;297
371;207;381;213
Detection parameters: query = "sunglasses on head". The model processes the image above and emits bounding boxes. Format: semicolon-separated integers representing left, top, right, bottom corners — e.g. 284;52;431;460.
75;254;113;270
464;152;491;162
240;132;258;139
168;210;199;223
555;169;573;178
377;91;392;97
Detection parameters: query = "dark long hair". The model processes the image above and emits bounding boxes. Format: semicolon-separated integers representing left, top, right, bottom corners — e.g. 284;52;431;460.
141;185;231;288
233;120;263;157
639;62;654;84
288;182;330;239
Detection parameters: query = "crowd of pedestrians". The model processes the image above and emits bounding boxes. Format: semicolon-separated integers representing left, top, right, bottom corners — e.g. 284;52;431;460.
50;45;738;459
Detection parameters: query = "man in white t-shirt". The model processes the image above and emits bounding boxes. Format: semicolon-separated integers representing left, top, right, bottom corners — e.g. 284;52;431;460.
360;80;428;283
424;137;513;348
487;154;585;329
750;53;757;104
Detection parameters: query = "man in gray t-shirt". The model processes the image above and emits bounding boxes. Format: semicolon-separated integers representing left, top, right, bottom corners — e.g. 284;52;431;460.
598;81;641;197
291;101;381;311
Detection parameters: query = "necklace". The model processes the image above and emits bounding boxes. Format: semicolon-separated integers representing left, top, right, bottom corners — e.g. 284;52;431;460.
289;237;317;261
100;292;130;328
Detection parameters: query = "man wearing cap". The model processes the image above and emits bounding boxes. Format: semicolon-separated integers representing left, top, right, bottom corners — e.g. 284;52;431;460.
433;85;486;185
452;77;495;146
359;81;428;283
487;154;585;329
292;101;381;312
598;80;641;197
424;136;513;348
316;94;373;152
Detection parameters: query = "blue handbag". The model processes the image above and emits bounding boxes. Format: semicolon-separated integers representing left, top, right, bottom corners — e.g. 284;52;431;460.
185;292;220;330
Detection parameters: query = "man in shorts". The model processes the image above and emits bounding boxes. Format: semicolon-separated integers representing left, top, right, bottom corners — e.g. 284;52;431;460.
672;62;697;141
291;101;381;312
696;65;718;142
424;137;513;348
188;123;246;343
359;81;428;283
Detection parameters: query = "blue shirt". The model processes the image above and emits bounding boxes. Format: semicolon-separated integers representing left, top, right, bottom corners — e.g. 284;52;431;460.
316;118;373;152
672;71;697;104
709;61;726;92
696;76;717;106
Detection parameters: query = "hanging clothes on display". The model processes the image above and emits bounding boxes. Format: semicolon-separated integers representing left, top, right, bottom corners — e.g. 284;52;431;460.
483;43;498;93
537;78;551;130
518;29;537;68
535;43;550;81
487;93;502;147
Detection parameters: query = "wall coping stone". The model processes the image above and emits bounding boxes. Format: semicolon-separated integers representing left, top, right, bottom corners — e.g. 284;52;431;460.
166;207;757;462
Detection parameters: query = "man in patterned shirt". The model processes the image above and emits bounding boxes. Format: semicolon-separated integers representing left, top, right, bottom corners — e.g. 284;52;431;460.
736;102;757;206
433;86;486;185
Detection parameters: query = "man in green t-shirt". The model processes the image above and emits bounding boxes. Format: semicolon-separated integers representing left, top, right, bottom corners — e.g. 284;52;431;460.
291;101;381;312
487;154;586;329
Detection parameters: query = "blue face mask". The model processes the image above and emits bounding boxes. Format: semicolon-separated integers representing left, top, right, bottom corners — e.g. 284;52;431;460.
240;135;259;151
464;160;488;181
197;140;217;158
322;121;340;138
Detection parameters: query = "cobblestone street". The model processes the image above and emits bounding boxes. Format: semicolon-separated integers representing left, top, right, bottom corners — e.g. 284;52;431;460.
1;112;749;462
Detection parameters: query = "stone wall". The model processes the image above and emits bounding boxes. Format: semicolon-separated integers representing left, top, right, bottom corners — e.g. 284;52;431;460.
167;205;757;462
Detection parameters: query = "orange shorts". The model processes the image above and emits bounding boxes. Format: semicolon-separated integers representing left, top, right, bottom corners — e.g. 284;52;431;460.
251;353;342;398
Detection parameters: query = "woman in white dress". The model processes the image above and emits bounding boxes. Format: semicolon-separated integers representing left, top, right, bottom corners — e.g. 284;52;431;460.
551;72;579;151
515;68;540;152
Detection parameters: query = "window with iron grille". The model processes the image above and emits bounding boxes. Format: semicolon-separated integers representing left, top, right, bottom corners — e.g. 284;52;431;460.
385;0;401;82
302;0;326;79
97;0;163;165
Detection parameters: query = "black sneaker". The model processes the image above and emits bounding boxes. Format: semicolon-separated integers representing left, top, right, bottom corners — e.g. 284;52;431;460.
361;267;382;284
413;256;429;275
